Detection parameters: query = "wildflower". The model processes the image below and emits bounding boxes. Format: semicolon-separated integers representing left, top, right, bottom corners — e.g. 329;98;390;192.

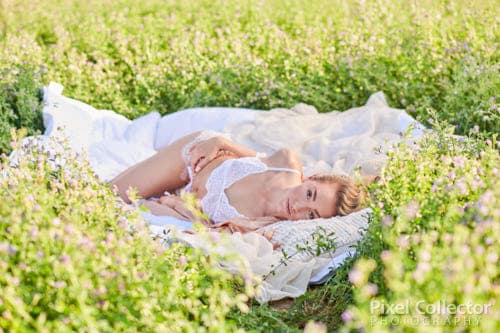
348;267;363;285
178;255;187;265
341;310;353;322
11;277;20;286
364;283;378;296
64;224;75;235
486;253;498;263
59;255;70;264
7;245;17;255
380;250;392;262
54;281;67;289
105;232;115;244
476;203;489;216
420;251;431;262
36;250;44;259
453;156;465;168
441;156;452;165
455;180;467;195
397;236;410;249
403;201;419;219
382;215;393;226
2;310;12;320
29;227;38;239
52;217;61;226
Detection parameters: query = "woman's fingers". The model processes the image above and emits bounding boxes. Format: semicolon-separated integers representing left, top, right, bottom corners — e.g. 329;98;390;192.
159;195;181;206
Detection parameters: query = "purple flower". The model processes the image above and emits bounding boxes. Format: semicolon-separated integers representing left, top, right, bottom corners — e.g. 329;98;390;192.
52;218;61;226
178;255;187;265
7;245;17;255
341;310;353;322
416;261;431;272
397;236;410;248
59;255;70;264
487;253;498;263
403;201;420;219
455;180;467;195
420;251;431;262
382;215;393;226
36;250;44;259
380;250;392;262
348;268;363;285
453;156;465;168
29;227;38;239
11;277;20;286
475;246;485;255
364;283;378;296
54;281;67;289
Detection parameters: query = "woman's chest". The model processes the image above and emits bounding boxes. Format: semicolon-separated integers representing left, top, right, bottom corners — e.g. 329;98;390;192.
190;159;269;214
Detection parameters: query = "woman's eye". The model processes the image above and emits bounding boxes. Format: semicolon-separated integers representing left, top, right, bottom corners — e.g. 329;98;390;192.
308;211;315;219
306;189;312;200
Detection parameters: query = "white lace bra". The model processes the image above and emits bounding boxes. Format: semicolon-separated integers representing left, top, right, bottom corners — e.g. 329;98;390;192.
180;131;300;223
200;156;301;223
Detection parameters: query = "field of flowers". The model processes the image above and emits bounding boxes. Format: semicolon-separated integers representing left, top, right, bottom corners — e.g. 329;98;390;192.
0;0;498;331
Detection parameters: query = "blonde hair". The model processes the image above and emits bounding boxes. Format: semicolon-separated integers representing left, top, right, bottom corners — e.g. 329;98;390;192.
309;174;373;216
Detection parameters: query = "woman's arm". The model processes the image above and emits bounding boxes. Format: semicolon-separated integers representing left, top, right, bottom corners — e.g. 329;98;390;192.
111;131;203;203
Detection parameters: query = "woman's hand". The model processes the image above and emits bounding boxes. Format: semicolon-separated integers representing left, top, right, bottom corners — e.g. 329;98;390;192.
189;137;233;173
158;194;195;220
256;228;281;250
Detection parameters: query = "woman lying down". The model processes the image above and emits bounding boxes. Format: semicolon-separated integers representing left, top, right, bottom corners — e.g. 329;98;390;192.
111;131;368;233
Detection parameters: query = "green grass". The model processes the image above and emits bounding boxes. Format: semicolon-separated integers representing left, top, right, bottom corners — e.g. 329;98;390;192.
1;0;499;331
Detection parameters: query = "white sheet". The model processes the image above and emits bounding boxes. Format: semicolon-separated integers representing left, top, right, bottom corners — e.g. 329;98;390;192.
40;82;424;302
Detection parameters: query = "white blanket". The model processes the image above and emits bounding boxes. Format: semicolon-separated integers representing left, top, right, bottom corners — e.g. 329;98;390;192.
40;82;424;302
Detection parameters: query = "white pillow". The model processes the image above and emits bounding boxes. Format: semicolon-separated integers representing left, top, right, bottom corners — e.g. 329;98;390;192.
262;208;370;264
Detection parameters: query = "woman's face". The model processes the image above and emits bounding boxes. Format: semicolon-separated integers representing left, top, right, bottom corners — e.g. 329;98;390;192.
278;179;338;220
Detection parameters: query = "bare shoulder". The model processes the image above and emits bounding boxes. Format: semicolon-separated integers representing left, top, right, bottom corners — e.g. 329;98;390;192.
261;148;303;172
